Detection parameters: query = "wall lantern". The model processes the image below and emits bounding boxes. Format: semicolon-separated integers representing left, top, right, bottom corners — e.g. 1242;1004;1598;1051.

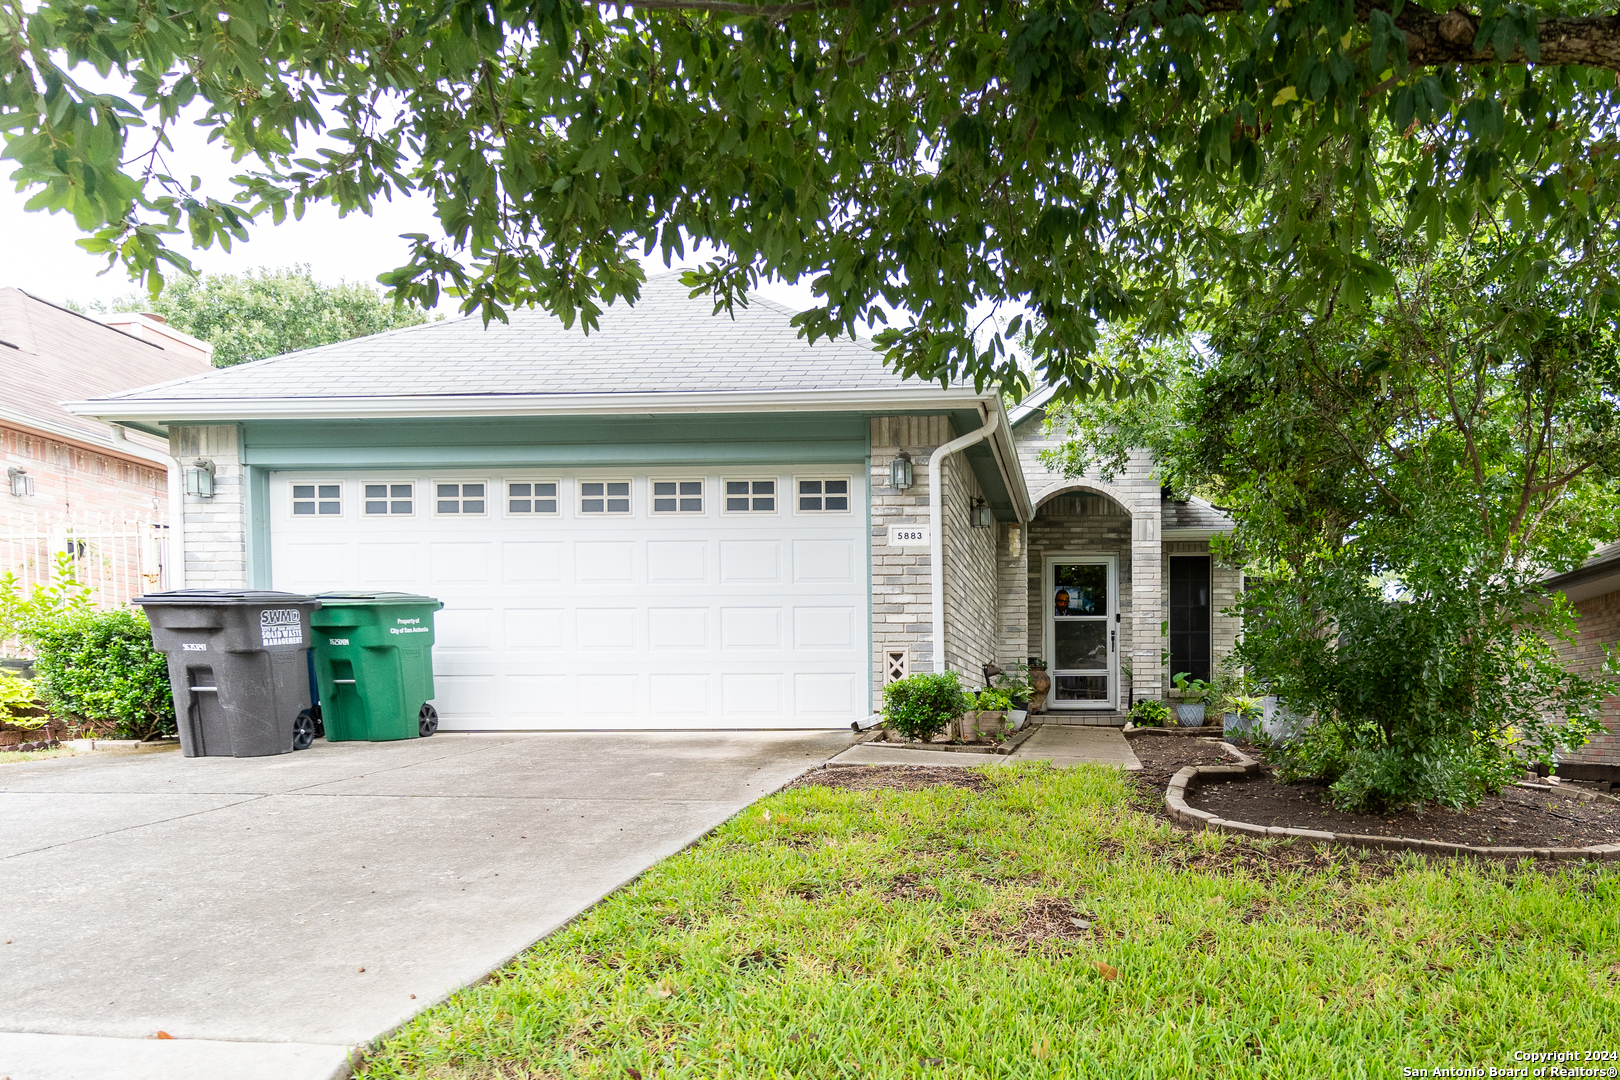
889;450;914;491
185;458;215;498
970;497;993;528
7;466;32;498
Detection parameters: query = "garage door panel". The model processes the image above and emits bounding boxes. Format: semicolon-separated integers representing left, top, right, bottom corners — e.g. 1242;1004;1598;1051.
648;608;708;651
575;542;636;584
504;608;565;650
794;672;857;716
793;607;856;649
502;542;563;584
720;607;781;650
270;469;866;730
436;607;493;651
430;542;492;584
280;542;350;591
435;674;498;718
649;674;710;715
576;608;635;650
357;542;420;587
719;540;780;583
501;674;573;719
648;541;707;584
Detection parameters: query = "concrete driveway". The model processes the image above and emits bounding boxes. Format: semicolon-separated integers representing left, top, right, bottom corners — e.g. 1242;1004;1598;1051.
0;730;851;1080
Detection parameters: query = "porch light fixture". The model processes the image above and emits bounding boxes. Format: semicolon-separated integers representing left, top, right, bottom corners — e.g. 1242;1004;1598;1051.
970;497;993;528
184;459;215;498
889;450;914;491
7;467;32;498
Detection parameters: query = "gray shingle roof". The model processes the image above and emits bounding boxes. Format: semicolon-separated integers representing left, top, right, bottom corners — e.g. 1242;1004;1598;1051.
94;275;910;403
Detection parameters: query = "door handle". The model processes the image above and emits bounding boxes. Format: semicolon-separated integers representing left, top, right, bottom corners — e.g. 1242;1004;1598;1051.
1110;630;1116;653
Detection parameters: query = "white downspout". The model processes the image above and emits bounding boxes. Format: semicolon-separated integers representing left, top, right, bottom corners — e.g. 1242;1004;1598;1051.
110;426;185;590
928;408;1001;675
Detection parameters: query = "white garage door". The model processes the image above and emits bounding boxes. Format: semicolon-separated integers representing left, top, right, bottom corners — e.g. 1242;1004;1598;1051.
268;468;868;729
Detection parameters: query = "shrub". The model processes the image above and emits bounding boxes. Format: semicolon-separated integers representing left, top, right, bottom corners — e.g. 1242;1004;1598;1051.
31;609;174;740
0;672;47;732
882;672;968;741
1129;699;1171;727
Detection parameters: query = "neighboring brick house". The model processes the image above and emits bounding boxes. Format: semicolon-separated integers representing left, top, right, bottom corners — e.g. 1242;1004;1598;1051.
71;274;1235;731
1543;543;1620;781
1;288;213;611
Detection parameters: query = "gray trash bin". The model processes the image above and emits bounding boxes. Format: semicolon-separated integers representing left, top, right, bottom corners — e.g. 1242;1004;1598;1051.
134;590;322;758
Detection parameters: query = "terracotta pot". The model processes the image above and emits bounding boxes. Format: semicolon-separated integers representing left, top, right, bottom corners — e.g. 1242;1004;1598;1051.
1028;668;1051;713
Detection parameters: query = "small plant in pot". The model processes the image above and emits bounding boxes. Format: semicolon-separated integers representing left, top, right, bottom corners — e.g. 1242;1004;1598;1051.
1222;692;1264;738
1128;698;1172;727
1170;672;1211;727
881;671;968;742
967;688;1012;740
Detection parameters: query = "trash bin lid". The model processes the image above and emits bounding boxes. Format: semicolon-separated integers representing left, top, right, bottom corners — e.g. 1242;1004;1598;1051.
133;589;319;606
312;592;442;606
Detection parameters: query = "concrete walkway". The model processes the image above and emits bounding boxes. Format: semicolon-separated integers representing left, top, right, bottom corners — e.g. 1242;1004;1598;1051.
827;723;1141;770
0;730;852;1080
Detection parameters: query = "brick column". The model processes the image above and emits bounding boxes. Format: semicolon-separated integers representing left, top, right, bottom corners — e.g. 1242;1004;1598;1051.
1130;504;1164;702
996;521;1029;671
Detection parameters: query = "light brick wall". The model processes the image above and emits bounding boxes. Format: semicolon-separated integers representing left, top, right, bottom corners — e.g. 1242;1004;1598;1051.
170;425;249;588
996;520;1029;673
868;415;1002;697
2;422;166;520
941;455;998;679
1552;589;1620;767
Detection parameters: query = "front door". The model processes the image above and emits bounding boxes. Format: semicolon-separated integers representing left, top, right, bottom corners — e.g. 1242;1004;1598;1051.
1044;557;1117;710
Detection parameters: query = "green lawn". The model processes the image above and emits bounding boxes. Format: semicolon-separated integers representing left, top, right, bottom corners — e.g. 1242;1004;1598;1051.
359;763;1619;1079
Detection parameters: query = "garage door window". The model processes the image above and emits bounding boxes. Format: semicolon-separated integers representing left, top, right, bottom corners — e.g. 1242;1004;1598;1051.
653;480;704;513
364;483;414;516
797;478;850;512
507;481;559;515
724;480;776;512
435;482;487;516
291;483;342;517
580;481;631;514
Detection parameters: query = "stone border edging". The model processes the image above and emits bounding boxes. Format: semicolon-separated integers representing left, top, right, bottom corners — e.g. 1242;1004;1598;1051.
1163;743;1620;862
870;724;1040;757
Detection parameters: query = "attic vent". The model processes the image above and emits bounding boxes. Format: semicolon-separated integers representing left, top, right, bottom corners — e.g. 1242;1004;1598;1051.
883;648;910;685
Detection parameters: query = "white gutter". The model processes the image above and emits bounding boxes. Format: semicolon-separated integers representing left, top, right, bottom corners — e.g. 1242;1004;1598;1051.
63;386;997;424
929;408;1002;676
109;426;185;591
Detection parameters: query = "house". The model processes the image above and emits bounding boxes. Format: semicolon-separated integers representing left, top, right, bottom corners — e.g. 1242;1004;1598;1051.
1;288;214;612
1541;543;1620;782
68;275;1237;730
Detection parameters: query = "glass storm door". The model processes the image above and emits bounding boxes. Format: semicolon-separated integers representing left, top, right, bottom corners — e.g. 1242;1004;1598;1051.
1046;557;1116;709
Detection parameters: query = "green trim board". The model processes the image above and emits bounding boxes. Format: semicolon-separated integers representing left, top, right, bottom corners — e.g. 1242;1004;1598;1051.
240;414;871;470
245;464;272;589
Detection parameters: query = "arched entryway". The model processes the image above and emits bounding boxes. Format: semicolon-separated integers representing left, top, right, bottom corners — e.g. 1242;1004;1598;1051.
1026;483;1147;719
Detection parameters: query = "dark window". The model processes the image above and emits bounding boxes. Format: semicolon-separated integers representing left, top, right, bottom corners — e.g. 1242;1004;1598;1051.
1169;556;1212;685
798;478;849;511
364;483;413;516
507;481;558;514
292;483;341;516
653;480;704;513
725;479;776;512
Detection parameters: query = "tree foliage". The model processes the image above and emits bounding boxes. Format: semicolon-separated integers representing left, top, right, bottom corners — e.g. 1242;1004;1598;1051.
30;607;174;740
3;0;1617;395
96;265;432;367
1049;240;1620;810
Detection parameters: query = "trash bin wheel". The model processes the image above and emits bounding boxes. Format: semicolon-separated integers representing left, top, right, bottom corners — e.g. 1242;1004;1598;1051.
418;702;439;738
292;710;318;751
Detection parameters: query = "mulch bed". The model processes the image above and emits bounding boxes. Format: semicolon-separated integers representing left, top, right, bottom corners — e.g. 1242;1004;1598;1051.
786;765;992;793
1197;770;1620;848
1126;732;1620;849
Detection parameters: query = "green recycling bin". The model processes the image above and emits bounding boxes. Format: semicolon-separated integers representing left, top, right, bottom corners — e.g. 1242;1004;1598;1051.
309;593;444;741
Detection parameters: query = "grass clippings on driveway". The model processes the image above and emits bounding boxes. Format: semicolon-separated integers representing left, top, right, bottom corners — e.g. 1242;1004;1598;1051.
357;762;1620;1080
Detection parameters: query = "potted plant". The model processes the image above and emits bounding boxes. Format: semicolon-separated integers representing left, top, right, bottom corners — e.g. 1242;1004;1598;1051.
1170;672;1211;727
968;688;1012;740
1128;698;1172;727
1222;692;1263;737
1026;657;1050;713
